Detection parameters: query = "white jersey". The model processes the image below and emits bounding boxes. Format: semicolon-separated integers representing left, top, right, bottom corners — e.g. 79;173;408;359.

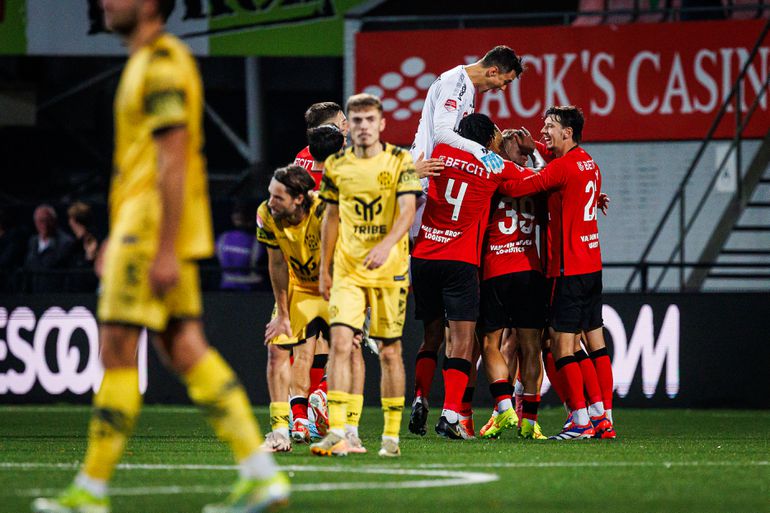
409;65;485;238
410;65;484;162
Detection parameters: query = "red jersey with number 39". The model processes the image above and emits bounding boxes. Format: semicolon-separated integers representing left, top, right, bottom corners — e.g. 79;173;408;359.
498;146;602;277
412;144;529;266
482;174;543;281
294;146;322;191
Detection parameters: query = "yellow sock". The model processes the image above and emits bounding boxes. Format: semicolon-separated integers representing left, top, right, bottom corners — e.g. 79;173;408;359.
269;402;290;432
381;396;405;438
183;349;262;461
83;368;142;481
327;390;349;432
346;393;364;427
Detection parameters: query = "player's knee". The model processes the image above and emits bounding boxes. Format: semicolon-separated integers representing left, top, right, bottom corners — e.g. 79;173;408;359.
379;341;402;365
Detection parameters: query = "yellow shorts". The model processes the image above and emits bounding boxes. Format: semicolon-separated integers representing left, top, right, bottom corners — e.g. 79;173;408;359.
329;280;408;342
268;287;329;346
97;245;201;332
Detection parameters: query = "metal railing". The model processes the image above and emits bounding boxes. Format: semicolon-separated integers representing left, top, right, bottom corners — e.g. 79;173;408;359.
624;18;770;292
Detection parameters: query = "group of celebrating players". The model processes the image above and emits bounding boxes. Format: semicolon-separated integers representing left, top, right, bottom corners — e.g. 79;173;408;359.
32;1;616;512
257;44;617;459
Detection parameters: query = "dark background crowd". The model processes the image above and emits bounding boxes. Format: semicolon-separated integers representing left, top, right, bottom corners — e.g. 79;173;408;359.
0;200;268;294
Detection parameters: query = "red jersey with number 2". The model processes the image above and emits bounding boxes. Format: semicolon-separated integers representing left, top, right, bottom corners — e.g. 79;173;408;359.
498;146;602;277
294;146;322;191
412;143;530;266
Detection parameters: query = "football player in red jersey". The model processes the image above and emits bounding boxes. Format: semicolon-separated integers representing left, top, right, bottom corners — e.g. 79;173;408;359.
294;102;349;189
478;128;549;440
498;106;615;440
410;113;532;439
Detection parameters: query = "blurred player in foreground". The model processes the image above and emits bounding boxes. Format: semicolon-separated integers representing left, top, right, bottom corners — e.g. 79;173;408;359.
32;1;288;512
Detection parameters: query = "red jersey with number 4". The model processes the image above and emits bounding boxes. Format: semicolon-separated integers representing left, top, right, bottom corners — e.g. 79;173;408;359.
482;175;543;280
498;146;602;278
412;143;530;266
294;146;322;191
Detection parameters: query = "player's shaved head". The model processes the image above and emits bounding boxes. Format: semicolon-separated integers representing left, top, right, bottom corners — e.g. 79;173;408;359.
457;113;497;149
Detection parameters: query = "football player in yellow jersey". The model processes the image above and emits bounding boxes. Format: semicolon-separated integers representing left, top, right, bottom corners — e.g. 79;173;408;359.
256;165;332;451
311;93;422;458
32;2;288;513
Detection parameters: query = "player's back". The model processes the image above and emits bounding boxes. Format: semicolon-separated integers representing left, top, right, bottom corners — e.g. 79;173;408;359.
294;146;322;191
110;32;212;260
412;144;519;265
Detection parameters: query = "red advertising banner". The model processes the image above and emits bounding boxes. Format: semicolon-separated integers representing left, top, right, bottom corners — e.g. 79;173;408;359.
355;20;770;144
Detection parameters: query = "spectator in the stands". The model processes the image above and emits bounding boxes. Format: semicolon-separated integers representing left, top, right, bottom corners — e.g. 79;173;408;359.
0;208;27;292
66;201;100;292
216;201;264;291
24;204;74;292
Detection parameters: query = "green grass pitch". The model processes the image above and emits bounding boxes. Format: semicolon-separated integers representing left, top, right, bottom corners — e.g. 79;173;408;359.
1;405;768;513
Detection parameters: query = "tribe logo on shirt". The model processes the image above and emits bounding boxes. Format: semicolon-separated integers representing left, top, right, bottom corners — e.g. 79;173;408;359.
290;255;317;278
444;99;458;111
353;196;383;221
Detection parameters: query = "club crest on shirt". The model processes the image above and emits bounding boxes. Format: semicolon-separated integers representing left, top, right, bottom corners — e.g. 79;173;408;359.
444;99;458;111
377;171;393;189
305;232;320;251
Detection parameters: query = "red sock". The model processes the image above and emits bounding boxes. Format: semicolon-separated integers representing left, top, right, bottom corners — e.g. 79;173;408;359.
317;375;327;393
554;356;586;412
290;396;308;421
590;348;614;410
309;353;327;392
442;358;471;412
543;349;567;403
522;393;541;422
414;351;438;399
575;350;603;406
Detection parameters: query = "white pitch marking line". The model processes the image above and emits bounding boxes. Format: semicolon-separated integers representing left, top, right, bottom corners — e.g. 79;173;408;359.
2;461;767;472
12;465;498;497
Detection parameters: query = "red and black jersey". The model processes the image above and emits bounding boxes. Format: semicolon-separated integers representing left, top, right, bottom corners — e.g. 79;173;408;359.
293;146;322;191
482;171;544;281
498;146;602;278
412;143;530;266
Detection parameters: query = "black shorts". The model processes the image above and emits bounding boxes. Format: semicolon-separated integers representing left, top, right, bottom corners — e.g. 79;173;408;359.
548;271;603;333
411;257;479;322
480;270;547;332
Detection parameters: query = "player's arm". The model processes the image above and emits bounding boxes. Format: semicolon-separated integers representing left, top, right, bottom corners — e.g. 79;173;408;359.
319;203;339;301
497;160;565;198
150;126;187;296
264;247;292;342
364;193;417;270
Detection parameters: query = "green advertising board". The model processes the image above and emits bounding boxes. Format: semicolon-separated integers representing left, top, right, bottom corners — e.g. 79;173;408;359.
0;0;366;56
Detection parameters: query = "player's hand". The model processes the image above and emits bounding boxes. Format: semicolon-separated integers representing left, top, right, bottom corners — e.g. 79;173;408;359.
598;192;610;215
149;249;180;296
352;331;363;350
477;149;505;174
364;241;392;270
94;238;108;278
319;269;333;301
414;152;443;179
265;314;292;344
514;127;536;155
